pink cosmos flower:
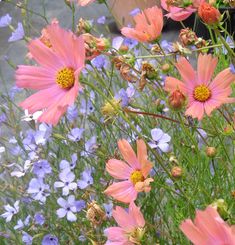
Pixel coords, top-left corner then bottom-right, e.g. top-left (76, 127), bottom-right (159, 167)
top-left (104, 202), bottom-right (145, 245)
top-left (164, 54), bottom-right (235, 120)
top-left (161, 0), bottom-right (202, 21)
top-left (180, 206), bottom-right (235, 245)
top-left (16, 23), bottom-right (85, 125)
top-left (104, 139), bottom-right (153, 203)
top-left (121, 6), bottom-right (163, 43)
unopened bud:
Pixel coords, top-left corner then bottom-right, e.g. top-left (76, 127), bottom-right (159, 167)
top-left (206, 146), bottom-right (217, 158)
top-left (161, 63), bottom-right (171, 73)
top-left (171, 166), bottom-right (183, 178)
top-left (168, 89), bottom-right (186, 110)
top-left (101, 99), bottom-right (121, 118)
top-left (211, 199), bottom-right (229, 220)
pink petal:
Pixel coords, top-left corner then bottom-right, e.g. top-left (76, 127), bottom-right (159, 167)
top-left (210, 68), bottom-right (235, 90)
top-left (197, 54), bottom-right (217, 85)
top-left (164, 77), bottom-right (186, 94)
top-left (16, 65), bottom-right (55, 90)
top-left (185, 101), bottom-right (204, 120)
top-left (112, 206), bottom-right (136, 230)
top-left (180, 219), bottom-right (207, 245)
top-left (104, 181), bottom-right (137, 203)
top-left (104, 227), bottom-right (127, 243)
top-left (28, 39), bottom-right (63, 70)
top-left (106, 159), bottom-right (132, 180)
top-left (129, 202), bottom-right (145, 228)
top-left (175, 57), bottom-right (196, 85)
top-left (117, 139), bottom-right (140, 169)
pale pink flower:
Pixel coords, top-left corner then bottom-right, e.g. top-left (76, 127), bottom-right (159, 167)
top-left (16, 23), bottom-right (85, 125)
top-left (164, 54), bottom-right (235, 120)
top-left (180, 206), bottom-right (235, 245)
top-left (161, 0), bottom-right (203, 21)
top-left (104, 139), bottom-right (153, 203)
top-left (104, 202), bottom-right (145, 245)
top-left (121, 6), bottom-right (163, 43)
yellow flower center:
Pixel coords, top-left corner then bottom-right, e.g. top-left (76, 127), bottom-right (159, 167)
top-left (193, 85), bottom-right (211, 102)
top-left (56, 67), bottom-right (75, 89)
top-left (130, 170), bottom-right (144, 185)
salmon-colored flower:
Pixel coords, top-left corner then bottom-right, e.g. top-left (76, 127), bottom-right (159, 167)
top-left (121, 6), bottom-right (163, 43)
top-left (104, 139), bottom-right (153, 203)
top-left (161, 0), bottom-right (203, 21)
top-left (180, 206), bottom-right (235, 245)
top-left (164, 54), bottom-right (235, 120)
top-left (198, 2), bottom-right (221, 25)
top-left (16, 23), bottom-right (85, 125)
top-left (104, 202), bottom-right (145, 245)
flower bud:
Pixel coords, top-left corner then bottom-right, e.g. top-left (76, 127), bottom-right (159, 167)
top-left (171, 166), bottom-right (183, 178)
top-left (206, 146), bottom-right (217, 158)
top-left (161, 63), bottom-right (171, 73)
top-left (168, 89), bottom-right (186, 110)
top-left (141, 62), bottom-right (158, 80)
top-left (101, 99), bottom-right (121, 118)
top-left (76, 18), bottom-right (92, 34)
top-left (198, 2), bottom-right (221, 25)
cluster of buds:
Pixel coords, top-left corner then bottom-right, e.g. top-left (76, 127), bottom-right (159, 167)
top-left (82, 33), bottom-right (110, 60)
top-left (76, 18), bottom-right (92, 34)
top-left (112, 56), bottom-right (138, 83)
top-left (179, 28), bottom-right (207, 49)
top-left (86, 201), bottom-right (106, 226)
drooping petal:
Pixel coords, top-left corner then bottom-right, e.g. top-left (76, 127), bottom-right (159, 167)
top-left (129, 202), bottom-right (145, 228)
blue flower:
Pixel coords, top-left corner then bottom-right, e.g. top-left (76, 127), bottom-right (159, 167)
top-left (230, 63), bottom-right (235, 74)
top-left (97, 16), bottom-right (106, 24)
top-left (129, 8), bottom-right (141, 16)
top-left (33, 160), bottom-right (52, 178)
top-left (27, 178), bottom-right (49, 203)
top-left (34, 212), bottom-right (45, 225)
top-left (68, 128), bottom-right (84, 142)
top-left (149, 128), bottom-right (171, 153)
top-left (14, 215), bottom-right (30, 230)
top-left (0, 200), bottom-right (20, 222)
top-left (22, 231), bottom-right (33, 245)
top-left (42, 234), bottom-right (59, 245)
top-left (0, 14), bottom-right (12, 27)
top-left (54, 170), bottom-right (77, 196)
top-left (91, 55), bottom-right (109, 70)
top-left (59, 154), bottom-right (77, 172)
top-left (123, 38), bottom-right (138, 49)
top-left (74, 200), bottom-right (86, 212)
top-left (77, 168), bottom-right (93, 189)
top-left (67, 104), bottom-right (78, 122)
top-left (103, 202), bottom-right (113, 218)
top-left (81, 136), bottom-right (97, 157)
top-left (8, 22), bottom-right (24, 42)
top-left (56, 195), bottom-right (78, 222)
top-left (80, 99), bottom-right (95, 115)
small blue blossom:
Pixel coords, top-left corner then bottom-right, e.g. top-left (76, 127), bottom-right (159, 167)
top-left (103, 202), bottom-right (113, 218)
top-left (230, 63), bottom-right (235, 74)
top-left (0, 14), bottom-right (12, 27)
top-left (149, 128), bottom-right (171, 153)
top-left (81, 136), bottom-right (97, 157)
top-left (68, 128), bottom-right (84, 142)
top-left (8, 22), bottom-right (24, 42)
top-left (56, 195), bottom-right (77, 222)
top-left (129, 8), bottom-right (141, 16)
top-left (42, 234), bottom-right (59, 245)
top-left (33, 160), bottom-right (52, 178)
top-left (97, 16), bottom-right (106, 24)
top-left (27, 178), bottom-right (50, 203)
top-left (91, 55), bottom-right (109, 70)
top-left (77, 168), bottom-right (93, 189)
top-left (34, 212), bottom-right (45, 225)
top-left (54, 170), bottom-right (77, 196)
top-left (22, 231), bottom-right (33, 245)
top-left (67, 104), bottom-right (78, 122)
top-left (74, 200), bottom-right (86, 212)
top-left (123, 38), bottom-right (138, 49)
top-left (0, 200), bottom-right (20, 222)
top-left (14, 215), bottom-right (30, 230)
top-left (80, 99), bottom-right (95, 115)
